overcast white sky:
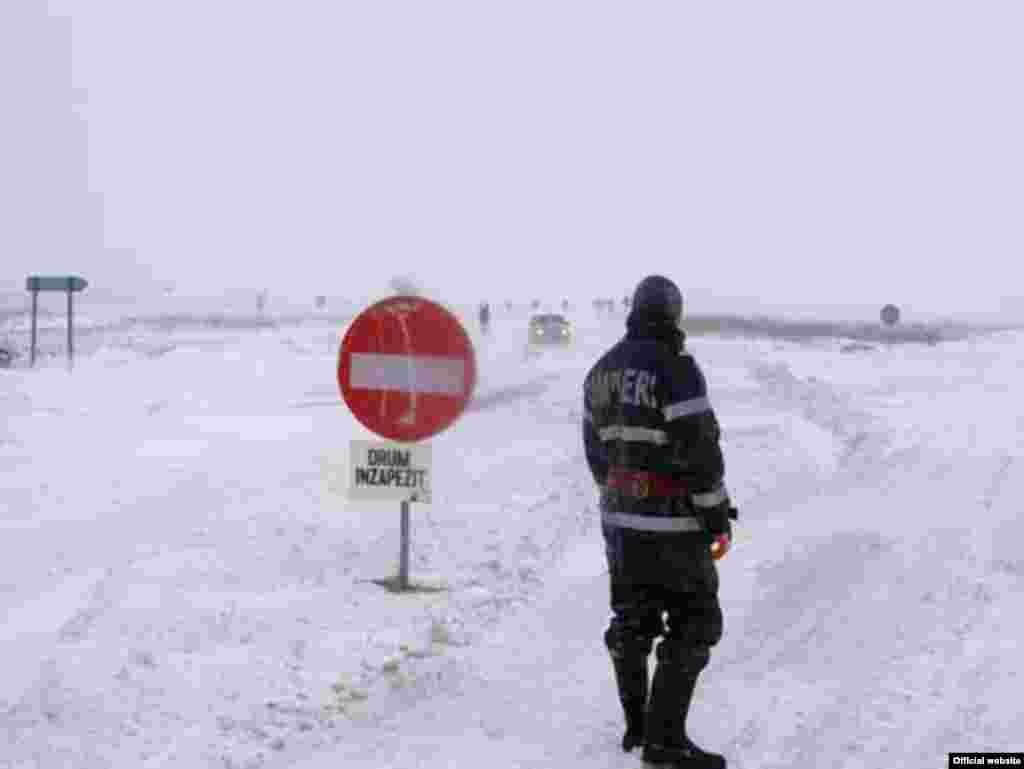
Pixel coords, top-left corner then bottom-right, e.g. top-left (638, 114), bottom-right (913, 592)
top-left (8, 1), bottom-right (1024, 318)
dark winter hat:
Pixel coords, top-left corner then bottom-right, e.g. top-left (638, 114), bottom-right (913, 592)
top-left (630, 275), bottom-right (683, 325)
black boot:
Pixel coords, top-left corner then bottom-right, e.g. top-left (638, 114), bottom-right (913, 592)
top-left (641, 737), bottom-right (726, 769)
top-left (604, 627), bottom-right (650, 752)
top-left (621, 698), bottom-right (646, 752)
top-left (641, 643), bottom-right (725, 769)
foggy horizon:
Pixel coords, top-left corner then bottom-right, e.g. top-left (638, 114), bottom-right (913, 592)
top-left (2, 2), bottom-right (1023, 321)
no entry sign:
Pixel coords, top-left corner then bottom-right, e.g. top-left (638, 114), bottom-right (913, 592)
top-left (338, 296), bottom-right (476, 442)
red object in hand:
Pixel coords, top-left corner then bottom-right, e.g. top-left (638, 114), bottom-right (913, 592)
top-left (710, 534), bottom-right (731, 561)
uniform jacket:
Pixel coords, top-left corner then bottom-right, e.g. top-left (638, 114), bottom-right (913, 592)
top-left (583, 309), bottom-right (732, 541)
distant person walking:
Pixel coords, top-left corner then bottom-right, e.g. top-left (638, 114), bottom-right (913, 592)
top-left (479, 301), bottom-right (491, 335)
top-left (583, 275), bottom-right (737, 768)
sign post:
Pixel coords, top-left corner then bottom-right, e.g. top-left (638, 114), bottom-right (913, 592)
top-left (29, 288), bottom-right (38, 367)
top-left (67, 287), bottom-right (74, 362)
top-left (338, 295), bottom-right (476, 592)
top-left (25, 276), bottom-right (88, 368)
top-left (400, 499), bottom-right (410, 587)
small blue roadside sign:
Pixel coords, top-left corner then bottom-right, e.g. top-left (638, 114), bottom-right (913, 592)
top-left (25, 274), bottom-right (89, 367)
top-left (26, 275), bottom-right (88, 292)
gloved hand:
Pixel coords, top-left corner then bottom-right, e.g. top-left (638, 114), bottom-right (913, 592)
top-left (710, 505), bottom-right (740, 560)
top-left (710, 533), bottom-right (731, 560)
top-left (690, 485), bottom-right (734, 547)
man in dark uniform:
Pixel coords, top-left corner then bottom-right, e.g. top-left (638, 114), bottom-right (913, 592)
top-left (583, 275), bottom-right (736, 769)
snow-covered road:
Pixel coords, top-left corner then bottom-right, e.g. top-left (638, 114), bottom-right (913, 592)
top-left (2, 314), bottom-right (1022, 768)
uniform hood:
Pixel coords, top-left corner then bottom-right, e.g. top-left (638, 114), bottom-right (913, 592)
top-left (625, 308), bottom-right (686, 354)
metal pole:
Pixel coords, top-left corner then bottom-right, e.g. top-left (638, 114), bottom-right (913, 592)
top-left (399, 499), bottom-right (410, 590)
top-left (30, 289), bottom-right (38, 367)
top-left (67, 289), bottom-right (74, 368)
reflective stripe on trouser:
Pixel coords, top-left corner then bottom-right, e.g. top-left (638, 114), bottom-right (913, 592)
top-left (602, 511), bottom-right (705, 533)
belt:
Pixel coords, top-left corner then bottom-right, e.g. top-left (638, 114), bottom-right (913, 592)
top-left (605, 468), bottom-right (688, 498)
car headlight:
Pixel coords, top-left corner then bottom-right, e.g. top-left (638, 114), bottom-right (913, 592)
top-left (561, 327), bottom-right (570, 336)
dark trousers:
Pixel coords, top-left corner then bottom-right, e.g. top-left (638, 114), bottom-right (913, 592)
top-left (603, 527), bottom-right (724, 751)
top-left (604, 527), bottom-right (723, 652)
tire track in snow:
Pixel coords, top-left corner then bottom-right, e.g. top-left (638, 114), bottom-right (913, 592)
top-left (776, 527), bottom-right (1006, 768)
top-left (705, 530), bottom-right (897, 768)
top-left (747, 362), bottom-right (892, 474)
top-left (695, 359), bottom-right (1017, 767)
top-left (708, 450), bottom-right (1022, 768)
top-left (466, 372), bottom-right (562, 413)
top-left (719, 530), bottom-right (894, 674)
top-left (910, 452), bottom-right (1024, 758)
top-left (0, 568), bottom-right (108, 729)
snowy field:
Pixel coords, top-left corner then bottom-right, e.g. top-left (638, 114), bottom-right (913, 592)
top-left (2, 306), bottom-right (1022, 768)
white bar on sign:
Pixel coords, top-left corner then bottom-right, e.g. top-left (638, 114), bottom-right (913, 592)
top-left (349, 353), bottom-right (465, 395)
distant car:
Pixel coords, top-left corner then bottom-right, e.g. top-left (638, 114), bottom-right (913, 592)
top-left (527, 313), bottom-right (572, 348)
top-left (0, 347), bottom-right (14, 369)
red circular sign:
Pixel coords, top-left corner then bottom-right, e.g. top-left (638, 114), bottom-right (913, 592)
top-left (338, 296), bottom-right (477, 442)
